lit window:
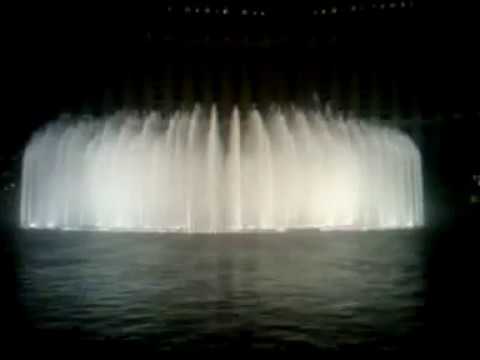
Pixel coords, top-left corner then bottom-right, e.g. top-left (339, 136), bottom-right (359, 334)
top-left (260, 11), bottom-right (265, 16)
top-left (242, 9), bottom-right (247, 15)
top-left (331, 7), bottom-right (337, 14)
top-left (195, 8), bottom-right (200, 14)
top-left (321, 9), bottom-right (326, 15)
top-left (205, 7), bottom-right (210, 14)
top-left (223, 8), bottom-right (229, 15)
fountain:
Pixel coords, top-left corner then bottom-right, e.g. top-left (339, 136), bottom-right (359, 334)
top-left (20, 105), bottom-right (424, 232)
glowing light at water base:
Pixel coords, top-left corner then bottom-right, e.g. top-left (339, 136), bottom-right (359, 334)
top-left (20, 105), bottom-right (424, 232)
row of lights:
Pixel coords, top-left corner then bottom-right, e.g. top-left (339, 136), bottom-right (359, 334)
top-left (166, 6), bottom-right (267, 16)
top-left (313, 1), bottom-right (414, 16)
top-left (165, 2), bottom-right (414, 17)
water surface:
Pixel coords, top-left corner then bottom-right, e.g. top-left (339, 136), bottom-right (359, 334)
top-left (3, 229), bottom-right (439, 352)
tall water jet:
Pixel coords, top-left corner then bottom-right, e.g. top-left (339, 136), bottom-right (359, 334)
top-left (227, 107), bottom-right (242, 230)
top-left (20, 104), bottom-right (424, 233)
top-left (206, 106), bottom-right (222, 232)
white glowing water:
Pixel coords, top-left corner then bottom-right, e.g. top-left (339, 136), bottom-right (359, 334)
top-left (20, 105), bottom-right (424, 232)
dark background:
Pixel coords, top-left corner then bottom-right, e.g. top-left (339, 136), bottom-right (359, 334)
top-left (2, 0), bottom-right (479, 225)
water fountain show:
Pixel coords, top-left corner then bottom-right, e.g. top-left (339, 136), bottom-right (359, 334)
top-left (20, 105), bottom-right (424, 232)
top-left (10, 1), bottom-right (480, 354)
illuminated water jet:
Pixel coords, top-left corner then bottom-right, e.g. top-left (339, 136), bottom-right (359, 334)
top-left (20, 105), bottom-right (424, 232)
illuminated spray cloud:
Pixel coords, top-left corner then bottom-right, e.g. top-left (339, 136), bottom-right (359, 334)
top-left (21, 105), bottom-right (424, 232)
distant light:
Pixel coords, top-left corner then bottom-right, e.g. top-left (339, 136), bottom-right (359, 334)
top-left (321, 9), bottom-right (327, 15)
top-left (260, 11), bottom-right (265, 16)
top-left (400, 1), bottom-right (406, 7)
top-left (185, 6), bottom-right (191, 13)
top-left (195, 8), bottom-right (200, 14)
top-left (242, 9), bottom-right (247, 15)
top-left (223, 8), bottom-right (229, 15)
top-left (352, 5), bottom-right (357, 12)
top-left (29, 223), bottom-right (37, 228)
top-left (253, 11), bottom-right (258, 16)
top-left (331, 7), bottom-right (337, 14)
top-left (390, 2), bottom-right (396, 8)
top-left (474, 175), bottom-right (480, 186)
top-left (205, 7), bottom-right (210, 14)
top-left (380, 3), bottom-right (386, 9)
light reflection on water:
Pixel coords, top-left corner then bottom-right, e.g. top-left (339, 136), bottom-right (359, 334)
top-left (13, 230), bottom-right (427, 351)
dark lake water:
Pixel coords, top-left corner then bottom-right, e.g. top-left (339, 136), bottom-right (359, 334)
top-left (0, 226), bottom-right (474, 353)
